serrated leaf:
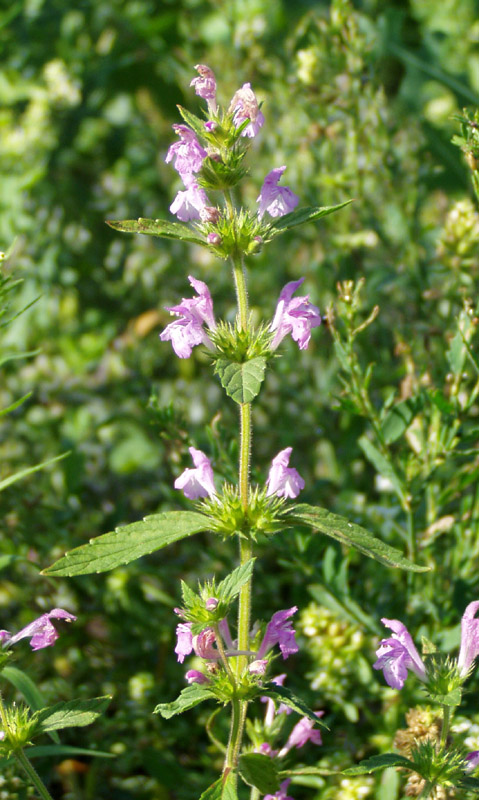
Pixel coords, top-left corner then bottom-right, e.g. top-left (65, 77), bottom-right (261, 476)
top-left (427, 688), bottom-right (462, 707)
top-left (343, 753), bottom-right (415, 775)
top-left (239, 753), bottom-right (280, 794)
top-left (214, 357), bottom-right (266, 404)
top-left (380, 399), bottom-right (418, 444)
top-left (287, 504), bottom-right (428, 572)
top-left (0, 452), bottom-right (70, 492)
top-left (154, 684), bottom-right (214, 719)
top-left (199, 772), bottom-right (238, 800)
top-left (181, 580), bottom-right (198, 606)
top-left (35, 697), bottom-right (111, 733)
top-left (358, 435), bottom-right (406, 502)
top-left (217, 559), bottom-right (255, 602)
top-left (260, 683), bottom-right (327, 727)
top-left (42, 511), bottom-right (209, 576)
top-left (268, 201), bottom-right (353, 233)
top-left (106, 218), bottom-right (205, 245)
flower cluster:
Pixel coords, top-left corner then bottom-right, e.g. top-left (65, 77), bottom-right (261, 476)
top-left (165, 64), bottom-right (297, 226)
top-left (174, 446), bottom-right (304, 503)
top-left (174, 606), bottom-right (299, 685)
top-left (161, 275), bottom-right (320, 361)
top-left (0, 609), bottom-right (76, 652)
top-left (373, 601), bottom-right (479, 689)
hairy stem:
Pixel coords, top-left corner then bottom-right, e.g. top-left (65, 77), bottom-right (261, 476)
top-left (14, 749), bottom-right (56, 800)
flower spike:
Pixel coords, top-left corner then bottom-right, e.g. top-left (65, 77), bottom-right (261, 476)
top-left (190, 65), bottom-right (217, 113)
top-left (229, 82), bottom-right (265, 138)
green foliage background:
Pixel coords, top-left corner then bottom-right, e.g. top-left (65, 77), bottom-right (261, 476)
top-left (1, 0), bottom-right (479, 797)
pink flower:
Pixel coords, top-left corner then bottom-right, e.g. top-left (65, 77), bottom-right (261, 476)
top-left (465, 751), bottom-right (479, 772)
top-left (175, 622), bottom-right (193, 663)
top-left (174, 447), bottom-right (217, 500)
top-left (169, 178), bottom-right (209, 222)
top-left (185, 669), bottom-right (211, 685)
top-left (270, 278), bottom-right (321, 351)
top-left (257, 166), bottom-right (299, 219)
top-left (264, 779), bottom-right (294, 800)
top-left (257, 608), bottom-right (299, 661)
top-left (0, 609), bottom-right (76, 652)
top-left (458, 601), bottom-right (479, 677)
top-left (266, 448), bottom-right (305, 500)
top-left (193, 628), bottom-right (219, 660)
top-left (277, 713), bottom-right (323, 757)
top-left (190, 65), bottom-right (217, 113)
top-left (160, 275), bottom-right (216, 359)
top-left (229, 82), bottom-right (265, 138)
top-left (373, 618), bottom-right (427, 689)
top-left (165, 124), bottom-right (207, 178)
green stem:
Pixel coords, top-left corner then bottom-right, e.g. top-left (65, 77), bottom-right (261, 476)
top-left (440, 705), bottom-right (451, 748)
top-left (213, 623), bottom-right (236, 684)
top-left (224, 696), bottom-right (242, 774)
top-left (14, 749), bottom-right (56, 800)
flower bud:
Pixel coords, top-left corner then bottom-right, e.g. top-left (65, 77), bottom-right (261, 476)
top-left (207, 232), bottom-right (222, 245)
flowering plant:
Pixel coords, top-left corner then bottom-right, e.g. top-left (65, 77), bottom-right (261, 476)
top-left (43, 65), bottom-right (427, 799)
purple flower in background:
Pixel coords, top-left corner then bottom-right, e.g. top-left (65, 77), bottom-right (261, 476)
top-left (0, 609), bottom-right (76, 652)
top-left (170, 179), bottom-right (209, 222)
top-left (277, 713), bottom-right (323, 757)
top-left (229, 82), bottom-right (265, 138)
top-left (175, 622), bottom-right (193, 663)
top-left (186, 669), bottom-right (211, 685)
top-left (458, 601), bottom-right (479, 677)
top-left (190, 64), bottom-right (217, 113)
top-left (257, 166), bottom-right (299, 219)
top-left (165, 124), bottom-right (207, 178)
top-left (373, 618), bottom-right (427, 689)
top-left (160, 275), bottom-right (216, 359)
top-left (174, 447), bottom-right (217, 500)
top-left (465, 752), bottom-right (479, 772)
top-left (257, 607), bottom-right (299, 661)
top-left (270, 278), bottom-right (321, 351)
top-left (264, 779), bottom-right (294, 800)
top-left (266, 448), bottom-right (305, 500)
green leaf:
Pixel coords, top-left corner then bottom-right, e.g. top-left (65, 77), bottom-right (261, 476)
top-left (217, 559), bottom-right (255, 603)
top-left (154, 684), bottom-right (214, 719)
top-left (343, 753), bottom-right (416, 775)
top-left (34, 697), bottom-right (111, 733)
top-left (26, 744), bottom-right (115, 758)
top-left (260, 683), bottom-right (327, 727)
top-left (280, 767), bottom-right (337, 777)
top-left (447, 329), bottom-right (467, 375)
top-left (42, 510), bottom-right (209, 577)
top-left (0, 452), bottom-right (70, 492)
top-left (427, 688), bottom-right (462, 707)
top-left (459, 776), bottom-right (479, 791)
top-left (380, 399), bottom-right (418, 444)
top-left (199, 772), bottom-right (238, 800)
top-left (333, 340), bottom-right (350, 373)
top-left (239, 753), bottom-right (280, 794)
top-left (106, 218), bottom-right (205, 245)
top-left (0, 554), bottom-right (22, 572)
top-left (287, 504), bottom-right (428, 572)
top-left (268, 201), bottom-right (353, 233)
top-left (177, 105), bottom-right (209, 139)
top-left (214, 357), bottom-right (267, 404)
top-left (0, 391), bottom-right (32, 417)
top-left (2, 666), bottom-right (60, 744)
top-left (358, 435), bottom-right (406, 502)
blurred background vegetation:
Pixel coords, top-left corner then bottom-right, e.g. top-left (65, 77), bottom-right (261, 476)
top-left (1, 0), bottom-right (479, 797)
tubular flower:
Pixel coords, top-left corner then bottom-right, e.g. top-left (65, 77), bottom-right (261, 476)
top-left (229, 82), bottom-right (265, 138)
top-left (0, 609), bottom-right (76, 651)
top-left (165, 124), bottom-right (207, 178)
top-left (160, 275), bottom-right (216, 359)
top-left (190, 64), bottom-right (217, 112)
top-left (257, 607), bottom-right (299, 661)
top-left (277, 713), bottom-right (323, 757)
top-left (257, 166), bottom-right (299, 219)
top-left (193, 628), bottom-right (219, 660)
top-left (185, 669), bottom-right (211, 685)
top-left (270, 278), bottom-right (321, 351)
top-left (458, 601), bottom-right (479, 676)
top-left (373, 618), bottom-right (427, 689)
top-left (264, 779), bottom-right (294, 800)
top-left (169, 178), bottom-right (209, 222)
top-left (266, 448), bottom-right (305, 500)
top-left (175, 622), bottom-right (193, 663)
top-left (174, 447), bottom-right (217, 500)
